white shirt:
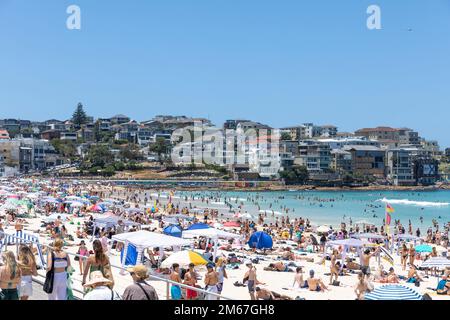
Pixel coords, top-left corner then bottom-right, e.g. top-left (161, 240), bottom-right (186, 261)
top-left (83, 286), bottom-right (121, 300)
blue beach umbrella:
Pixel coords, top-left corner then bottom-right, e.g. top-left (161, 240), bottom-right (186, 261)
top-left (248, 231), bottom-right (273, 250)
top-left (163, 224), bottom-right (183, 238)
top-left (365, 285), bottom-right (422, 300)
top-left (415, 244), bottom-right (432, 253)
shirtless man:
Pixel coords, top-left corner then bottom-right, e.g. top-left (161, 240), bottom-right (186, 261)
top-left (184, 263), bottom-right (198, 300)
top-left (255, 287), bottom-right (292, 300)
top-left (307, 269), bottom-right (328, 292)
top-left (169, 263), bottom-right (182, 300)
top-left (204, 263), bottom-right (219, 300)
top-left (361, 247), bottom-right (380, 279)
top-left (329, 249), bottom-right (339, 285)
top-left (244, 261), bottom-right (265, 300)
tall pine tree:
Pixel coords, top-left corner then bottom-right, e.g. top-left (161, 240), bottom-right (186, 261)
top-left (72, 103), bottom-right (87, 128)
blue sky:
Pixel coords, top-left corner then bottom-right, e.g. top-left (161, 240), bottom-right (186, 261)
top-left (0, 0), bottom-right (449, 147)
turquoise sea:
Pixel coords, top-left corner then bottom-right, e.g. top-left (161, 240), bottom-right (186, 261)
top-left (175, 190), bottom-right (450, 231)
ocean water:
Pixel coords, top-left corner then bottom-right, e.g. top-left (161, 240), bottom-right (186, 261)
top-left (175, 190), bottom-right (450, 231)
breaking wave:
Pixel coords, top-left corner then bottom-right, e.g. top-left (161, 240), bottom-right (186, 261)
top-left (377, 198), bottom-right (449, 207)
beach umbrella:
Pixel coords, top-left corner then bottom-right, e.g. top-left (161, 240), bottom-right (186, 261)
top-left (415, 244), bottom-right (432, 253)
top-left (248, 231), bottom-right (273, 250)
top-left (420, 257), bottom-right (450, 269)
top-left (160, 250), bottom-right (209, 268)
top-left (365, 285), bottom-right (422, 300)
top-left (223, 221), bottom-right (240, 228)
top-left (163, 224), bottom-right (183, 238)
top-left (213, 222), bottom-right (223, 228)
top-left (316, 225), bottom-right (331, 233)
top-left (88, 204), bottom-right (104, 212)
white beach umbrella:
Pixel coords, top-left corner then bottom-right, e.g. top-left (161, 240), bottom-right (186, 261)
top-left (317, 225), bottom-right (331, 233)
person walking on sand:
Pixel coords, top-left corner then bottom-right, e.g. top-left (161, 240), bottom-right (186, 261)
top-left (82, 240), bottom-right (114, 289)
top-left (204, 263), bottom-right (219, 300)
top-left (361, 247), bottom-right (379, 279)
top-left (244, 261), bottom-right (265, 300)
top-left (47, 238), bottom-right (71, 300)
top-left (329, 249), bottom-right (339, 285)
top-left (17, 245), bottom-right (38, 300)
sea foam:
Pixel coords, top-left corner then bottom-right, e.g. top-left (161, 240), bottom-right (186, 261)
top-left (378, 198), bottom-right (449, 207)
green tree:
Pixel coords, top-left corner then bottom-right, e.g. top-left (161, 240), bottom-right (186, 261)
top-left (51, 139), bottom-right (77, 159)
top-left (149, 137), bottom-right (169, 164)
top-left (280, 165), bottom-right (308, 184)
top-left (72, 103), bottom-right (87, 128)
top-left (280, 132), bottom-right (292, 141)
top-left (84, 144), bottom-right (113, 168)
top-left (119, 144), bottom-right (141, 162)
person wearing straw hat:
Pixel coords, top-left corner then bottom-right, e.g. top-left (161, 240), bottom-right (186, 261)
top-left (122, 265), bottom-right (158, 300)
top-left (83, 271), bottom-right (121, 300)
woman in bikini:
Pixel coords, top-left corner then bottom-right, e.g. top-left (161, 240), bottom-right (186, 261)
top-left (400, 244), bottom-right (408, 271)
top-left (17, 245), bottom-right (38, 300)
top-left (82, 239), bottom-right (114, 290)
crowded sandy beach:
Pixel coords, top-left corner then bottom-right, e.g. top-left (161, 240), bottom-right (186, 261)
top-left (0, 177), bottom-right (449, 301)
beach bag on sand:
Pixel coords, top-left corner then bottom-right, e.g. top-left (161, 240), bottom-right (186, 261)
top-left (43, 252), bottom-right (55, 294)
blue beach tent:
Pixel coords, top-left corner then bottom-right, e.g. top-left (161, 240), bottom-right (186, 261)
top-left (248, 231), bottom-right (273, 249)
top-left (163, 224), bottom-right (183, 238)
top-left (187, 223), bottom-right (210, 230)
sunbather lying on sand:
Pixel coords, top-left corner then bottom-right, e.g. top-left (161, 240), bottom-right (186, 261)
top-left (255, 287), bottom-right (292, 300)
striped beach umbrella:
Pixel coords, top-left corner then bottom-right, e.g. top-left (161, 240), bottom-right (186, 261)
top-left (420, 257), bottom-right (450, 269)
top-left (365, 285), bottom-right (422, 300)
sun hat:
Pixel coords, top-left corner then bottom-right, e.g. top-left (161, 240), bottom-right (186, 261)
top-left (126, 265), bottom-right (149, 279)
top-left (83, 271), bottom-right (113, 287)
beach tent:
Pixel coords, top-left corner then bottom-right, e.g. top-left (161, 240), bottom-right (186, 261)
top-left (91, 216), bottom-right (138, 239)
top-left (248, 231), bottom-right (273, 250)
top-left (160, 250), bottom-right (209, 268)
top-left (351, 233), bottom-right (386, 240)
top-left (182, 227), bottom-right (240, 240)
top-left (183, 227), bottom-right (240, 261)
top-left (112, 230), bottom-right (192, 268)
top-left (187, 223), bottom-right (210, 230)
top-left (326, 238), bottom-right (370, 269)
top-left (163, 224), bottom-right (183, 238)
top-left (365, 285), bottom-right (422, 300)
